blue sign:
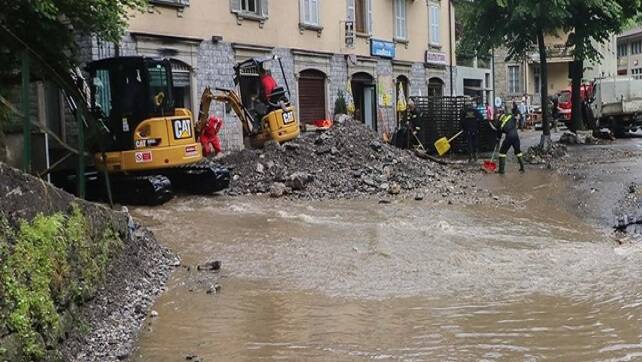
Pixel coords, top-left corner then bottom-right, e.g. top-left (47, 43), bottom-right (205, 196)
top-left (370, 39), bottom-right (395, 59)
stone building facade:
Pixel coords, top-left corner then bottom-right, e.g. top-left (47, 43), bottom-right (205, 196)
top-left (75, 0), bottom-right (457, 151)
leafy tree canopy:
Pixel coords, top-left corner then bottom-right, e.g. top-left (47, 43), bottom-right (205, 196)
top-left (0, 0), bottom-right (146, 79)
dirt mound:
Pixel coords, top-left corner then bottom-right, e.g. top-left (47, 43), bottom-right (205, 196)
top-left (0, 163), bottom-right (175, 362)
top-left (218, 117), bottom-right (477, 201)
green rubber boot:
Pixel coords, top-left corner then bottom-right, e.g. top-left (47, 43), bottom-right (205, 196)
top-left (498, 157), bottom-right (506, 174)
top-left (518, 155), bottom-right (525, 173)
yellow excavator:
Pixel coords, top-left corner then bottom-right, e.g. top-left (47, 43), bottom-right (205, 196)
top-left (196, 56), bottom-right (300, 148)
top-left (86, 56), bottom-right (230, 205)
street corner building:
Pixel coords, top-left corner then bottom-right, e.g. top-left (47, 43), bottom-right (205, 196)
top-left (77, 0), bottom-right (457, 151)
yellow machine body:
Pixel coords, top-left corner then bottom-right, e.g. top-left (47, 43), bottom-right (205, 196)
top-left (96, 108), bottom-right (203, 172)
top-left (261, 106), bottom-right (300, 143)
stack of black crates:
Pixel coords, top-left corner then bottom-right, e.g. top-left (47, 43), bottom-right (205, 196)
top-left (411, 96), bottom-right (497, 154)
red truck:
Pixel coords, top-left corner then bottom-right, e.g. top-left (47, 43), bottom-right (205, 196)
top-left (557, 83), bottom-right (593, 125)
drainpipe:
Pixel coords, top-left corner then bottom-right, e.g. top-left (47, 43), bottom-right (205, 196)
top-left (448, 0), bottom-right (454, 96)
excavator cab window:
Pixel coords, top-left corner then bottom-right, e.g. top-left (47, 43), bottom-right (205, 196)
top-left (147, 62), bottom-right (174, 114)
top-left (88, 57), bottom-right (176, 151)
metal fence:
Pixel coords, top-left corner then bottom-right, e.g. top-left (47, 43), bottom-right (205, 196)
top-left (411, 96), bottom-right (497, 154)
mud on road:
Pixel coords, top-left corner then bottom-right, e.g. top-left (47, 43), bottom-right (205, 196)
top-left (128, 131), bottom-right (642, 361)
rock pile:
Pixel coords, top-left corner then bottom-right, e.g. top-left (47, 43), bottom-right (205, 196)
top-left (217, 117), bottom-right (476, 200)
top-left (524, 142), bottom-right (568, 165)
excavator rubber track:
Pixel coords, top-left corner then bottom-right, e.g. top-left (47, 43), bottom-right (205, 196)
top-left (161, 163), bottom-right (231, 195)
top-left (81, 163), bottom-right (230, 206)
top-left (108, 174), bottom-right (174, 206)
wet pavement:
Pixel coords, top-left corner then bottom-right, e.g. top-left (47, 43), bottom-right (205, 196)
top-left (130, 133), bottom-right (642, 361)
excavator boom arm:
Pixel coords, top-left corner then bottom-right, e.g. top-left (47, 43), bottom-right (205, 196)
top-left (197, 87), bottom-right (254, 137)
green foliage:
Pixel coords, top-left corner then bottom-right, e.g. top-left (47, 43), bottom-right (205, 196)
top-left (565, 0), bottom-right (642, 63)
top-left (460, 0), bottom-right (568, 61)
top-left (334, 90), bottom-right (348, 116)
top-left (0, 205), bottom-right (123, 360)
top-left (0, 0), bottom-right (147, 86)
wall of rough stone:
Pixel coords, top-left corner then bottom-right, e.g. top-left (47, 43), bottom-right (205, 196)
top-left (410, 63), bottom-right (428, 97)
top-left (197, 41), bottom-right (243, 151)
top-left (328, 55), bottom-right (349, 116)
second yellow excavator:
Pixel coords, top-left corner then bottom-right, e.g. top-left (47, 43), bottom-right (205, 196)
top-left (197, 56), bottom-right (300, 148)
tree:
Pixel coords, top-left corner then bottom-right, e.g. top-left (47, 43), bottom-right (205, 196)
top-left (0, 0), bottom-right (146, 116)
top-left (460, 0), bottom-right (569, 148)
top-left (564, 0), bottom-right (642, 132)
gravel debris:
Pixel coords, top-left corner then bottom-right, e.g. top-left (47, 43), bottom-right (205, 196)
top-left (218, 117), bottom-right (485, 202)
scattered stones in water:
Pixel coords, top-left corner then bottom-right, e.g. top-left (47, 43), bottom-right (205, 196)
top-left (197, 260), bottom-right (221, 272)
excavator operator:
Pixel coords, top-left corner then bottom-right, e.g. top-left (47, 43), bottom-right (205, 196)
top-left (259, 66), bottom-right (277, 102)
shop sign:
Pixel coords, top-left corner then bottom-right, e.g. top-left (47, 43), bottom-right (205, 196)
top-left (425, 51), bottom-right (447, 65)
top-left (370, 39), bottom-right (395, 59)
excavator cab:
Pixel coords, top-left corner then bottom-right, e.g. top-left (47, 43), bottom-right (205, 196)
top-left (88, 57), bottom-right (202, 172)
top-left (234, 56), bottom-right (300, 146)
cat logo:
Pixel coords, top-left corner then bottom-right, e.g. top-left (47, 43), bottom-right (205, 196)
top-left (173, 119), bottom-right (192, 140)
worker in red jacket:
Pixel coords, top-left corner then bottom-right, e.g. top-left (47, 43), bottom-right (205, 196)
top-left (259, 68), bottom-right (277, 102)
top-left (200, 115), bottom-right (223, 157)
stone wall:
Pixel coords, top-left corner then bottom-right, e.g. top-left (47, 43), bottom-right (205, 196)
top-left (410, 63), bottom-right (428, 97)
top-left (328, 55), bottom-right (349, 116)
top-left (197, 41), bottom-right (243, 151)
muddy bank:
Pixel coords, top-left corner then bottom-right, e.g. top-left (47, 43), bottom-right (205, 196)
top-left (0, 163), bottom-right (175, 361)
top-left (218, 117), bottom-right (500, 204)
top-left (520, 130), bottom-right (642, 230)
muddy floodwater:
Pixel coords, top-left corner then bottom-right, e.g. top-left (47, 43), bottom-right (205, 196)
top-left (131, 170), bottom-right (642, 361)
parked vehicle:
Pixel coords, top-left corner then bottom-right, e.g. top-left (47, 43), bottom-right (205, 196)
top-left (589, 77), bottom-right (642, 137)
top-left (557, 83), bottom-right (593, 126)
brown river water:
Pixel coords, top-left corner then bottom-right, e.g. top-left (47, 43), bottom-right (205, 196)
top-left (131, 170), bottom-right (642, 361)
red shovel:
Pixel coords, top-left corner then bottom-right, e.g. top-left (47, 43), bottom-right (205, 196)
top-left (483, 143), bottom-right (499, 173)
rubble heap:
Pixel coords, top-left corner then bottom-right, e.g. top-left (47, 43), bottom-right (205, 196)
top-left (217, 117), bottom-right (475, 200)
top-left (524, 142), bottom-right (568, 165)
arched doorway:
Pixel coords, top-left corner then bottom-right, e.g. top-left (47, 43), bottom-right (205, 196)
top-left (170, 59), bottom-right (193, 109)
top-left (396, 75), bottom-right (410, 125)
top-left (351, 72), bottom-right (377, 131)
top-left (298, 69), bottom-right (327, 124)
top-left (428, 77), bottom-right (445, 97)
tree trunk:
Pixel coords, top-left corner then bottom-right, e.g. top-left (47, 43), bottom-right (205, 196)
top-left (570, 59), bottom-right (584, 132)
top-left (537, 29), bottom-right (552, 150)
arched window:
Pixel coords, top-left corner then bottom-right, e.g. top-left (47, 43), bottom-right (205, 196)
top-left (428, 77), bottom-right (444, 97)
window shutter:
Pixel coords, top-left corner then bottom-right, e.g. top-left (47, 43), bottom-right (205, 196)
top-left (230, 0), bottom-right (241, 12)
top-left (347, 0), bottom-right (355, 21)
top-left (313, 0), bottom-right (319, 24)
top-left (300, 0), bottom-right (305, 23)
top-left (261, 0), bottom-right (269, 16)
top-left (366, 0), bottom-right (373, 34)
